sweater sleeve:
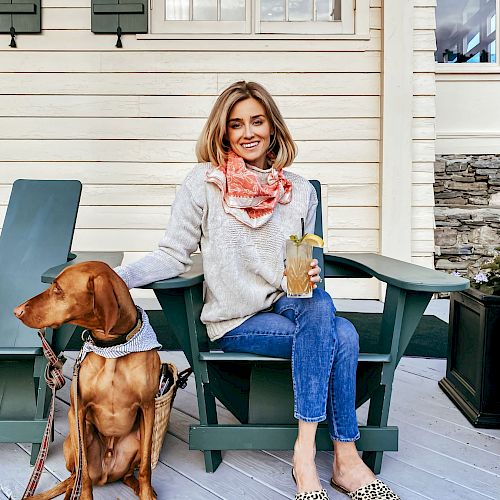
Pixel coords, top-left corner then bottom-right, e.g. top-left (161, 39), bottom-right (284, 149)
top-left (114, 167), bottom-right (205, 289)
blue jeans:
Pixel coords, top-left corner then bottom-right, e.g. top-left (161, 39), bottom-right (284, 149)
top-left (213, 288), bottom-right (360, 442)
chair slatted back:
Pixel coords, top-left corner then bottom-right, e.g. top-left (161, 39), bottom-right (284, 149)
top-left (0, 180), bottom-right (81, 348)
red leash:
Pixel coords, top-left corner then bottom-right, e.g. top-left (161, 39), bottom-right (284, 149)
top-left (22, 329), bottom-right (66, 499)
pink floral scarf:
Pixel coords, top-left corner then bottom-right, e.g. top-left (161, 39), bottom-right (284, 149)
top-left (206, 150), bottom-right (293, 228)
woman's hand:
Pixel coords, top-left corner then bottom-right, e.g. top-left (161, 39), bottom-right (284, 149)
top-left (308, 259), bottom-right (322, 289)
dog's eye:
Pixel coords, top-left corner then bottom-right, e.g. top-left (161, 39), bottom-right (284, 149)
top-left (53, 284), bottom-right (63, 296)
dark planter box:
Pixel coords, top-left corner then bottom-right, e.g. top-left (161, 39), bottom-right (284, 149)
top-left (439, 288), bottom-right (500, 428)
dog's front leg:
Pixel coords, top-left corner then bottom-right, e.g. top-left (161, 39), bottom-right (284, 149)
top-left (137, 402), bottom-right (156, 500)
top-left (68, 381), bottom-right (94, 500)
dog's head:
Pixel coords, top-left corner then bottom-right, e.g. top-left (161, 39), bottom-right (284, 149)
top-left (14, 261), bottom-right (133, 334)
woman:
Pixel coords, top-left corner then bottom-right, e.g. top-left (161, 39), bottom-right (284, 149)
top-left (114, 81), bottom-right (399, 500)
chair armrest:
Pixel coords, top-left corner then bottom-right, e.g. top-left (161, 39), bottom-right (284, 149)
top-left (140, 253), bottom-right (204, 290)
top-left (42, 251), bottom-right (124, 283)
top-left (324, 252), bottom-right (469, 293)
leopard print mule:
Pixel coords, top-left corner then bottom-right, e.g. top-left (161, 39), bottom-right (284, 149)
top-left (330, 478), bottom-right (400, 499)
top-left (295, 490), bottom-right (330, 500)
top-left (292, 468), bottom-right (330, 500)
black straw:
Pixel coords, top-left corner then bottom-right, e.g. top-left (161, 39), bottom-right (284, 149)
top-left (301, 218), bottom-right (305, 238)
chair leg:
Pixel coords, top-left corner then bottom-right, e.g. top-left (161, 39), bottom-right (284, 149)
top-left (198, 383), bottom-right (222, 473)
top-left (30, 443), bottom-right (41, 465)
top-left (362, 383), bottom-right (393, 474)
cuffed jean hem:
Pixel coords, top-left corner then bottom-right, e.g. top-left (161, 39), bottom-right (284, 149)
top-left (294, 412), bottom-right (327, 423)
top-left (330, 431), bottom-right (360, 442)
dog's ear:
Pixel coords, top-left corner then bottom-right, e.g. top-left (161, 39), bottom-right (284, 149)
top-left (91, 274), bottom-right (119, 334)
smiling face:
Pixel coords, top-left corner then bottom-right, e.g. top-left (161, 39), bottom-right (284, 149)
top-left (226, 97), bottom-right (272, 169)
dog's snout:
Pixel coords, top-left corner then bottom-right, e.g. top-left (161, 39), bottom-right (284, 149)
top-left (13, 304), bottom-right (26, 318)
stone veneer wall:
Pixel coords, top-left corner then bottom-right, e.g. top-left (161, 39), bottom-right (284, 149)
top-left (434, 155), bottom-right (500, 276)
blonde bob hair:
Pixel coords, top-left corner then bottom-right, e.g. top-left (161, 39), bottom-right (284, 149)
top-left (196, 81), bottom-right (297, 170)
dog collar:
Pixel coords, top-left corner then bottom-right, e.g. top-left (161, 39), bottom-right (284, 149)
top-left (89, 306), bottom-right (143, 348)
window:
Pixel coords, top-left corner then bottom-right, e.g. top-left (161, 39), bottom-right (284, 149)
top-left (435, 0), bottom-right (497, 63)
top-left (150, 0), bottom-right (356, 36)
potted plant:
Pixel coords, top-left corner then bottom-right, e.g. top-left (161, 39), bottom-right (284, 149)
top-left (439, 250), bottom-right (500, 428)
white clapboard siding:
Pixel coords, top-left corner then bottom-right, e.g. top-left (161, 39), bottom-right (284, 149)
top-left (0, 73), bottom-right (217, 95)
top-left (0, 73), bottom-right (380, 96)
top-left (79, 185), bottom-right (177, 206)
top-left (0, 163), bottom-right (379, 186)
top-left (413, 6), bottom-right (437, 29)
top-left (0, 95), bottom-right (380, 118)
top-left (0, 30), bottom-right (382, 52)
top-left (73, 207), bottom-right (171, 230)
top-left (412, 207), bottom-right (436, 229)
top-left (412, 171), bottom-right (435, 184)
top-left (412, 184), bottom-right (436, 206)
top-left (0, 139), bottom-right (380, 163)
top-left (328, 207), bottom-right (379, 229)
top-left (413, 162), bottom-right (435, 173)
top-left (411, 255), bottom-right (435, 268)
top-left (413, 51), bottom-right (436, 72)
top-left (413, 96), bottom-right (436, 118)
top-left (413, 73), bottom-right (436, 96)
top-left (326, 277), bottom-right (379, 299)
top-left (0, 117), bottom-right (380, 141)
top-left (0, 185), bottom-right (177, 207)
top-left (413, 229), bottom-right (436, 242)
top-left (413, 141), bottom-right (436, 162)
top-left (327, 229), bottom-right (379, 252)
top-left (328, 184), bottom-right (379, 206)
top-left (410, 4), bottom-right (437, 265)
top-left (0, 51), bottom-right (381, 73)
top-left (413, 118), bottom-right (435, 140)
top-left (413, 31), bottom-right (437, 52)
top-left (412, 239), bottom-right (435, 254)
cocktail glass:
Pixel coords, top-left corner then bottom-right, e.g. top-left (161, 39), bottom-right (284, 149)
top-left (285, 238), bottom-right (313, 298)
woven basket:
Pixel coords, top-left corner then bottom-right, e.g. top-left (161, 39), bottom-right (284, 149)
top-left (151, 362), bottom-right (178, 469)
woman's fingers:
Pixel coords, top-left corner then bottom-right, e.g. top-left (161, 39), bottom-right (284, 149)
top-left (308, 259), bottom-right (321, 289)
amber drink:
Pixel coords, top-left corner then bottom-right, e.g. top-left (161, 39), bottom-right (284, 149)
top-left (286, 239), bottom-right (313, 298)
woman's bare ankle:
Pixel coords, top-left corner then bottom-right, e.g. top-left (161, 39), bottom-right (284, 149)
top-left (332, 442), bottom-right (375, 492)
top-left (293, 440), bottom-right (321, 492)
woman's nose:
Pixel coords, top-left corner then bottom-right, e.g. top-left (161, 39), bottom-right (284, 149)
top-left (243, 124), bottom-right (254, 138)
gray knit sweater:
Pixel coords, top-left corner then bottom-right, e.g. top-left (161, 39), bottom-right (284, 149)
top-left (114, 162), bottom-right (318, 341)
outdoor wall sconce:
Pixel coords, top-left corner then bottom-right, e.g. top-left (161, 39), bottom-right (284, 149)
top-left (91, 0), bottom-right (147, 48)
top-left (0, 0), bottom-right (41, 48)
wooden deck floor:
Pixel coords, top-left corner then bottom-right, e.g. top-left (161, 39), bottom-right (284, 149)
top-left (1, 307), bottom-right (499, 499)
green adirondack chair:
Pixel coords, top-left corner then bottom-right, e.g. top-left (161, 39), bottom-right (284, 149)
top-left (0, 179), bottom-right (82, 464)
top-left (142, 180), bottom-right (469, 474)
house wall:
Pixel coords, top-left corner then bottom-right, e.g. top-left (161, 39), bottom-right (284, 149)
top-left (436, 74), bottom-right (500, 155)
top-left (0, 0), bottom-right (436, 300)
top-left (434, 4), bottom-right (500, 277)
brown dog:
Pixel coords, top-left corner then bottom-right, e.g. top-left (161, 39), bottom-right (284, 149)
top-left (14, 261), bottom-right (161, 500)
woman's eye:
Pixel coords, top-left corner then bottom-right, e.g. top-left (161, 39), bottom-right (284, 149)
top-left (229, 123), bottom-right (241, 129)
top-left (253, 120), bottom-right (263, 126)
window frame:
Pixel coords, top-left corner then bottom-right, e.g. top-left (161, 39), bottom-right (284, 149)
top-left (149, 0), bottom-right (359, 37)
top-left (435, 0), bottom-right (499, 73)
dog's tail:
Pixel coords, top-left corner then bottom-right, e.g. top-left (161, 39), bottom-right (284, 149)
top-left (25, 475), bottom-right (73, 500)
